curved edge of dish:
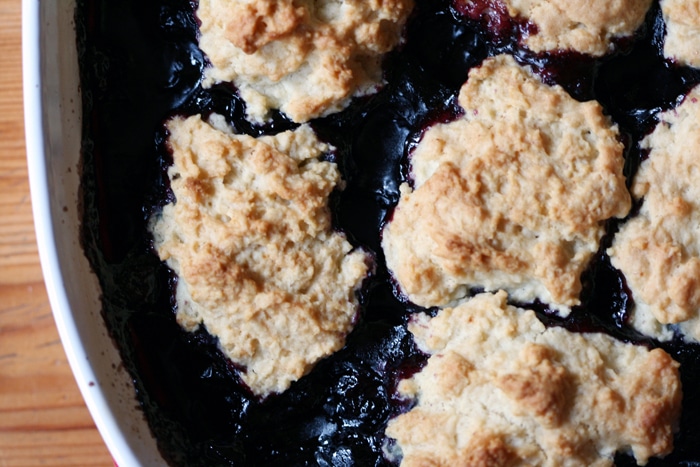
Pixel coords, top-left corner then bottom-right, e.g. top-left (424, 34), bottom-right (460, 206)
top-left (21, 1), bottom-right (165, 465)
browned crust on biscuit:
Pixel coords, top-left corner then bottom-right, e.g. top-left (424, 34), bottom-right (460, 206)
top-left (385, 292), bottom-right (682, 467)
top-left (150, 115), bottom-right (369, 396)
top-left (382, 55), bottom-right (630, 310)
top-left (197, 0), bottom-right (414, 122)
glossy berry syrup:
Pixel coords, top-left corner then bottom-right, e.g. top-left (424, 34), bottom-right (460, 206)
top-left (76, 0), bottom-right (700, 465)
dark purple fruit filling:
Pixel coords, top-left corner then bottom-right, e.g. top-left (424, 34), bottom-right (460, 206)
top-left (451, 0), bottom-right (538, 46)
top-left (77, 0), bottom-right (700, 465)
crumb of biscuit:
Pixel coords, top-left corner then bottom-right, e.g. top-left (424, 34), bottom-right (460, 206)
top-left (382, 54), bottom-right (630, 312)
top-left (609, 86), bottom-right (700, 342)
top-left (150, 114), bottom-right (369, 396)
top-left (385, 291), bottom-right (682, 467)
top-left (456, 0), bottom-right (652, 56)
top-left (661, 0), bottom-right (700, 67)
top-left (197, 0), bottom-right (414, 123)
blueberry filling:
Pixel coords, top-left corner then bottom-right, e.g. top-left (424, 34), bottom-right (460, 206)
top-left (77, 0), bottom-right (700, 465)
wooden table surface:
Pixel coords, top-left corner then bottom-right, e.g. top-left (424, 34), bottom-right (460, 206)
top-left (0, 1), bottom-right (113, 465)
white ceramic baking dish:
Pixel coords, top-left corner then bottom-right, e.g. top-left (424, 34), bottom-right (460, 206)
top-left (22, 1), bottom-right (165, 464)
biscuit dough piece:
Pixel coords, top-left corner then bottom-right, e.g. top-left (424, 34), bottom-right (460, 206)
top-left (661, 0), bottom-right (700, 67)
top-left (382, 55), bottom-right (630, 311)
top-left (609, 87), bottom-right (700, 342)
top-left (385, 291), bottom-right (682, 467)
top-left (457, 0), bottom-right (652, 56)
top-left (197, 0), bottom-right (414, 123)
top-left (151, 114), bottom-right (369, 396)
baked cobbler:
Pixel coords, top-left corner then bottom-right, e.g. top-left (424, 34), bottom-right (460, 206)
top-left (76, 0), bottom-right (700, 465)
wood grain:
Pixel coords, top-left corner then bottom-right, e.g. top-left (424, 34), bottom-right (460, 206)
top-left (0, 1), bottom-right (113, 465)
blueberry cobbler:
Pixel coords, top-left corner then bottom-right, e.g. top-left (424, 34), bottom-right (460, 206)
top-left (77, 0), bottom-right (700, 465)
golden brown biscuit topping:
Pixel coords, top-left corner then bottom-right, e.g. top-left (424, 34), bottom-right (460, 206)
top-left (382, 54), bottom-right (630, 311)
top-left (609, 86), bottom-right (700, 341)
top-left (386, 291), bottom-right (682, 467)
top-left (197, 0), bottom-right (414, 122)
top-left (150, 115), bottom-right (369, 396)
top-left (457, 0), bottom-right (653, 55)
top-left (661, 0), bottom-right (700, 67)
